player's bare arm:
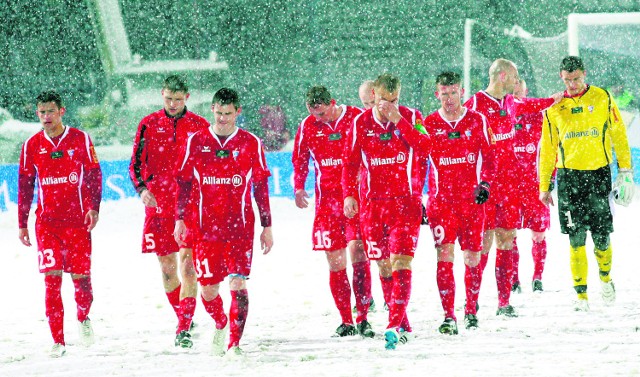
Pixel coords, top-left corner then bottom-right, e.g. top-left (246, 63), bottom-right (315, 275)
top-left (294, 189), bottom-right (310, 209)
top-left (539, 191), bottom-right (554, 206)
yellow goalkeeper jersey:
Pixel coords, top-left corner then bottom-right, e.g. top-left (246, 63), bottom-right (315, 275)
top-left (539, 85), bottom-right (632, 192)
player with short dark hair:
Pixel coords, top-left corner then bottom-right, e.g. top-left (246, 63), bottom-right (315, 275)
top-left (129, 75), bottom-right (210, 347)
top-left (18, 90), bottom-right (103, 357)
top-left (539, 56), bottom-right (634, 311)
top-left (174, 87), bottom-right (273, 356)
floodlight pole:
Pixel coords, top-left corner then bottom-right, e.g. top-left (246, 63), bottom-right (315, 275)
top-left (463, 19), bottom-right (475, 102)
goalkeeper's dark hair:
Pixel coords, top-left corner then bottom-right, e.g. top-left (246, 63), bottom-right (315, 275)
top-left (163, 75), bottom-right (189, 93)
top-left (435, 71), bottom-right (462, 87)
top-left (306, 86), bottom-right (332, 106)
top-left (560, 56), bottom-right (585, 72)
top-left (212, 88), bottom-right (240, 109)
top-left (36, 90), bottom-right (63, 108)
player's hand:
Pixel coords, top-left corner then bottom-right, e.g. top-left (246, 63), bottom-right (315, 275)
top-left (140, 188), bottom-right (157, 207)
top-left (473, 181), bottom-right (490, 204)
top-left (295, 189), bottom-right (310, 209)
top-left (550, 92), bottom-right (564, 104)
top-left (173, 220), bottom-right (188, 246)
top-left (539, 191), bottom-right (554, 206)
top-left (377, 100), bottom-right (402, 124)
top-left (344, 196), bottom-right (358, 219)
top-left (18, 228), bottom-right (31, 247)
top-left (85, 210), bottom-right (99, 232)
top-left (612, 168), bottom-right (635, 207)
top-left (260, 227), bottom-right (273, 254)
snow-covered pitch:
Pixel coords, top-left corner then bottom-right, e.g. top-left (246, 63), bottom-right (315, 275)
top-left (1, 196), bottom-right (639, 376)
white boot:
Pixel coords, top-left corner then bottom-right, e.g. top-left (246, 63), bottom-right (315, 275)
top-left (601, 280), bottom-right (616, 305)
top-left (212, 324), bottom-right (228, 357)
top-left (78, 319), bottom-right (95, 347)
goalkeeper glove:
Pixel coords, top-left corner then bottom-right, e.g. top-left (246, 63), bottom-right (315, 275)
top-left (612, 168), bottom-right (635, 207)
top-left (474, 181), bottom-right (490, 204)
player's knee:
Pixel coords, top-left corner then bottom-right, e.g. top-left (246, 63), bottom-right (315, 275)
top-left (591, 233), bottom-right (610, 251)
top-left (229, 274), bottom-right (248, 290)
top-left (531, 231), bottom-right (546, 243)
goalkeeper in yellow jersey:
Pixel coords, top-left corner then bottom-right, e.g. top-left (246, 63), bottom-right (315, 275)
top-left (539, 56), bottom-right (635, 311)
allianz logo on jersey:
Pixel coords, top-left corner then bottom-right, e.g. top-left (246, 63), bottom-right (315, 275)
top-left (321, 158), bottom-right (342, 167)
top-left (202, 174), bottom-right (243, 187)
top-left (514, 143), bottom-right (537, 154)
top-left (564, 128), bottom-right (599, 140)
top-left (492, 129), bottom-right (515, 142)
top-left (41, 172), bottom-right (79, 186)
top-left (440, 153), bottom-right (477, 166)
top-left (370, 152), bottom-right (406, 166)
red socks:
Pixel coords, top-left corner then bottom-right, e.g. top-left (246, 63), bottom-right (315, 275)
top-left (201, 295), bottom-right (228, 329)
top-left (512, 237), bottom-right (520, 284)
top-left (72, 277), bottom-right (93, 322)
top-left (166, 284), bottom-right (182, 319)
top-left (329, 269), bottom-right (353, 325)
top-left (388, 269), bottom-right (412, 329)
top-left (380, 275), bottom-right (393, 308)
top-left (436, 261), bottom-right (455, 320)
top-left (45, 275), bottom-right (64, 345)
top-left (229, 290), bottom-right (249, 348)
top-left (352, 261), bottom-right (372, 323)
top-left (176, 297), bottom-right (196, 333)
top-left (495, 248), bottom-right (514, 307)
top-left (464, 264), bottom-right (481, 315)
top-left (532, 239), bottom-right (547, 281)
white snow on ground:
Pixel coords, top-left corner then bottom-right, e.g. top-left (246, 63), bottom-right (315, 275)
top-left (1, 196), bottom-right (639, 376)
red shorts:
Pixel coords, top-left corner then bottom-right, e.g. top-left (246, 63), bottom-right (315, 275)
top-left (483, 184), bottom-right (521, 231)
top-left (345, 215), bottom-right (362, 242)
top-left (427, 198), bottom-right (484, 252)
top-left (518, 187), bottom-right (550, 232)
top-left (35, 221), bottom-right (92, 275)
top-left (142, 216), bottom-right (194, 256)
top-left (312, 190), bottom-right (348, 251)
top-left (194, 238), bottom-right (253, 286)
top-left (360, 196), bottom-right (421, 260)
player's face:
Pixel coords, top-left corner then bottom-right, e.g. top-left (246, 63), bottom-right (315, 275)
top-left (307, 102), bottom-right (333, 123)
top-left (162, 89), bottom-right (189, 117)
top-left (504, 67), bottom-right (519, 93)
top-left (513, 81), bottom-right (527, 99)
top-left (359, 87), bottom-right (375, 109)
top-left (212, 103), bottom-right (240, 132)
top-left (436, 83), bottom-right (463, 114)
top-left (36, 101), bottom-right (65, 135)
top-left (374, 87), bottom-right (400, 121)
top-left (560, 69), bottom-right (587, 96)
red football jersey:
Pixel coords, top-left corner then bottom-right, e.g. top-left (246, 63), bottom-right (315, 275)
top-left (129, 109), bottom-right (210, 218)
top-left (513, 111), bottom-right (543, 186)
top-left (18, 127), bottom-right (102, 228)
top-left (342, 106), bottom-right (427, 201)
top-left (292, 105), bottom-right (362, 194)
top-left (400, 108), bottom-right (496, 201)
top-left (463, 92), bottom-right (553, 194)
top-left (176, 127), bottom-right (271, 241)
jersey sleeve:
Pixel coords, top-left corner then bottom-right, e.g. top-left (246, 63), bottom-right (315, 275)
top-left (514, 97), bottom-right (555, 116)
top-left (538, 110), bottom-right (560, 192)
top-left (82, 133), bottom-right (102, 212)
top-left (395, 116), bottom-right (431, 155)
top-left (129, 119), bottom-right (148, 193)
top-left (341, 115), bottom-right (363, 199)
top-left (17, 139), bottom-right (36, 228)
top-left (291, 120), bottom-right (310, 192)
top-left (479, 115), bottom-right (497, 186)
top-left (175, 134), bottom-right (196, 220)
top-left (253, 178), bottom-right (272, 227)
top-left (608, 96), bottom-right (633, 170)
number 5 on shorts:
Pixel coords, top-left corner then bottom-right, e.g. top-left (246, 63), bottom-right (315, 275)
top-left (144, 233), bottom-right (156, 250)
top-left (366, 240), bottom-right (382, 259)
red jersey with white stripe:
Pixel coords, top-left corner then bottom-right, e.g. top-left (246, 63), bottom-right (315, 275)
top-left (463, 92), bottom-right (553, 195)
top-left (176, 127), bottom-right (271, 241)
top-left (513, 111), bottom-right (543, 186)
top-left (423, 109), bottom-right (495, 201)
top-left (18, 127), bottom-right (102, 228)
top-left (129, 109), bottom-right (209, 218)
top-left (292, 105), bottom-right (362, 208)
top-left (342, 106), bottom-right (427, 201)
